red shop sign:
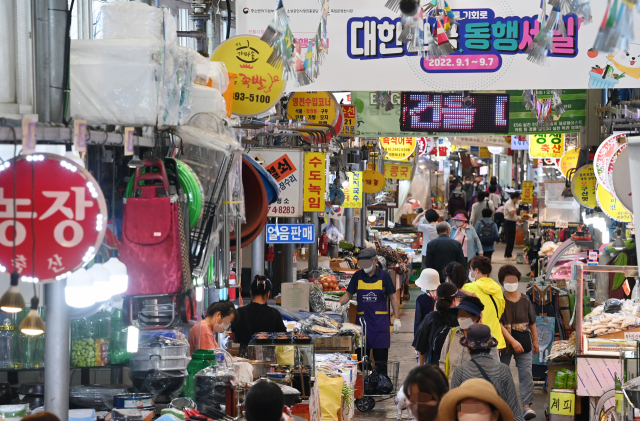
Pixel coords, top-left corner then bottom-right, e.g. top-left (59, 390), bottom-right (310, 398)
top-left (0, 154), bottom-right (108, 282)
top-left (417, 137), bottom-right (435, 155)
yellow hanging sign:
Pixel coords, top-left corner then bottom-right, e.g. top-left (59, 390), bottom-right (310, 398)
top-left (560, 148), bottom-right (581, 177)
top-left (341, 105), bottom-right (357, 136)
top-left (366, 162), bottom-right (413, 179)
top-left (287, 92), bottom-right (339, 127)
top-left (479, 147), bottom-right (491, 159)
top-left (362, 170), bottom-right (386, 193)
top-left (549, 391), bottom-right (575, 416)
top-left (380, 137), bottom-right (416, 161)
top-left (342, 171), bottom-right (363, 208)
top-left (597, 183), bottom-right (632, 222)
top-left (571, 164), bottom-right (597, 209)
top-left (211, 35), bottom-right (285, 117)
top-left (522, 181), bottom-right (534, 204)
top-left (303, 152), bottom-right (326, 212)
top-left (529, 133), bottom-right (565, 158)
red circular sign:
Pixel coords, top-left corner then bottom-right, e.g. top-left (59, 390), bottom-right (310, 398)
top-left (418, 137), bottom-right (435, 155)
top-left (0, 154), bottom-right (108, 283)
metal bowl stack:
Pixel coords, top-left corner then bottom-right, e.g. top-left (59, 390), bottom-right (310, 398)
top-left (129, 338), bottom-right (190, 395)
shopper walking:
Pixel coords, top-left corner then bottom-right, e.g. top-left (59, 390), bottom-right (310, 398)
top-left (402, 365), bottom-right (449, 421)
top-left (413, 283), bottom-right (459, 365)
top-left (498, 265), bottom-right (539, 420)
top-left (414, 268), bottom-right (440, 341)
top-left (462, 176), bottom-right (474, 206)
top-left (439, 296), bottom-right (500, 379)
top-left (461, 256), bottom-right (506, 349)
top-left (424, 222), bottom-right (467, 283)
top-left (449, 324), bottom-right (524, 421)
top-left (443, 262), bottom-right (467, 290)
top-left (438, 378), bottom-right (515, 421)
top-left (489, 185), bottom-right (502, 209)
top-left (469, 191), bottom-right (496, 226)
top-left (475, 208), bottom-right (500, 261)
top-left (503, 192), bottom-right (521, 260)
top-left (413, 209), bottom-right (441, 270)
top-left (448, 183), bottom-right (467, 220)
top-left (450, 213), bottom-right (483, 263)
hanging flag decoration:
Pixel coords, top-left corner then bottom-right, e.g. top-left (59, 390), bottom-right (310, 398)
top-left (523, 89), bottom-right (566, 129)
top-left (262, 0), bottom-right (330, 87)
top-left (593, 0), bottom-right (636, 55)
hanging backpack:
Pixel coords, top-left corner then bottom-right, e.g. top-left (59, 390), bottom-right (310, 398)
top-left (478, 220), bottom-right (497, 246)
top-left (120, 160), bottom-right (184, 296)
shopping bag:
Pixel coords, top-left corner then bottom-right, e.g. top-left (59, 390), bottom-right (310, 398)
top-left (275, 345), bottom-right (295, 366)
top-left (318, 372), bottom-right (344, 421)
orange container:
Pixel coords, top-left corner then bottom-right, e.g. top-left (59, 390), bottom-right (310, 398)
top-left (291, 404), bottom-right (310, 421)
top-left (223, 72), bottom-right (237, 117)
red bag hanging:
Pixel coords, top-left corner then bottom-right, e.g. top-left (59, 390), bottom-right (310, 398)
top-left (121, 160), bottom-right (183, 296)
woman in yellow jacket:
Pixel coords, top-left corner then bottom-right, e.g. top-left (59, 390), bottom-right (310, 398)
top-left (461, 256), bottom-right (506, 349)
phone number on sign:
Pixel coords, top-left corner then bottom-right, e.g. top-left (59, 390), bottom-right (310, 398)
top-left (268, 206), bottom-right (296, 215)
top-left (234, 93), bottom-right (272, 103)
top-left (423, 54), bottom-right (500, 71)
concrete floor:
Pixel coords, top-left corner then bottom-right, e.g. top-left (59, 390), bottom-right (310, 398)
top-left (353, 243), bottom-right (549, 420)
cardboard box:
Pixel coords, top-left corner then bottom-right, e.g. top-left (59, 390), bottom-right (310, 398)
top-left (330, 259), bottom-right (351, 272)
top-left (281, 283), bottom-right (310, 312)
top-left (315, 336), bottom-right (354, 353)
top-left (400, 213), bottom-right (417, 226)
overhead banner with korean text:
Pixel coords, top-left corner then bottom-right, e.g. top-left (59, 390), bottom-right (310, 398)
top-left (303, 152), bottom-right (327, 212)
top-left (342, 171), bottom-right (363, 208)
top-left (236, 1), bottom-right (640, 91)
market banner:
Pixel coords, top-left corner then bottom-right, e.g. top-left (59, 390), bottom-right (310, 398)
top-left (342, 171), bottom-right (362, 208)
top-left (522, 181), bottom-right (534, 204)
top-left (529, 133), bottom-right (565, 159)
top-left (507, 90), bottom-right (587, 135)
top-left (303, 152), bottom-right (327, 212)
top-left (236, 1), bottom-right (640, 91)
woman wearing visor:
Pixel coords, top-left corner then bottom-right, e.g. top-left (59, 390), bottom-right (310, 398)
top-left (339, 248), bottom-right (401, 372)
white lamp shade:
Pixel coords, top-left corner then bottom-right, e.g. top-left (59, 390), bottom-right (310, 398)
top-left (88, 263), bottom-right (113, 301)
top-left (103, 257), bottom-right (128, 295)
top-left (65, 268), bottom-right (96, 308)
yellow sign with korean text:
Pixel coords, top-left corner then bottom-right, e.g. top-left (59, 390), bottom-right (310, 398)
top-left (362, 170), bottom-right (386, 193)
top-left (529, 133), bottom-right (565, 159)
top-left (597, 183), bottom-right (632, 222)
top-left (560, 148), bottom-right (580, 177)
top-left (549, 391), bottom-right (575, 416)
top-left (479, 147), bottom-right (491, 159)
top-left (287, 92), bottom-right (339, 127)
top-left (342, 171), bottom-right (362, 208)
top-left (571, 164), bottom-right (597, 209)
top-left (380, 137), bottom-right (416, 161)
top-left (211, 35), bottom-right (285, 117)
top-left (522, 181), bottom-right (534, 204)
top-left (303, 152), bottom-right (326, 212)
top-left (340, 105), bottom-right (356, 136)
top-left (366, 162), bottom-right (412, 179)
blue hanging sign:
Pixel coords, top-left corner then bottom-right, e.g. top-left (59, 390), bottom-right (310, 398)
top-left (266, 224), bottom-right (316, 244)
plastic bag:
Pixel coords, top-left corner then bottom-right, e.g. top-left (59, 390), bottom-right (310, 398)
top-left (604, 298), bottom-right (624, 314)
top-left (309, 282), bottom-right (326, 313)
top-left (565, 370), bottom-right (576, 390)
top-left (318, 373), bottom-right (344, 421)
top-left (363, 373), bottom-right (378, 395)
top-left (325, 225), bottom-right (344, 245)
top-left (377, 373), bottom-right (394, 394)
top-left (101, 1), bottom-right (177, 43)
top-left (194, 365), bottom-right (235, 413)
top-left (554, 369), bottom-right (568, 389)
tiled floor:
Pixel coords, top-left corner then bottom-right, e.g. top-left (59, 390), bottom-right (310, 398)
top-left (352, 243), bottom-right (548, 420)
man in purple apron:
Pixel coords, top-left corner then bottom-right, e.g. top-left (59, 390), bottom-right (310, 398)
top-left (339, 248), bottom-right (401, 372)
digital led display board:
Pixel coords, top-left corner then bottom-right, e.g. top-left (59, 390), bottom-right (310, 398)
top-left (400, 92), bottom-right (510, 134)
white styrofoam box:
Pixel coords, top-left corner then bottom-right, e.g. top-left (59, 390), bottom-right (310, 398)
top-left (101, 1), bottom-right (177, 43)
top-left (70, 39), bottom-right (168, 126)
top-left (187, 85), bottom-right (227, 122)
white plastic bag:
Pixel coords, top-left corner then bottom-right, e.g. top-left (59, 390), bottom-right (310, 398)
top-left (101, 1), bottom-right (177, 43)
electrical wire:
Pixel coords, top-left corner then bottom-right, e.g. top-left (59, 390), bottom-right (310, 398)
top-left (225, 0), bottom-right (231, 39)
top-left (11, 131), bottom-right (17, 272)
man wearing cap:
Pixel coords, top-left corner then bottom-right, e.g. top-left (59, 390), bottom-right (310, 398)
top-left (339, 248), bottom-right (401, 370)
top-left (450, 324), bottom-right (524, 421)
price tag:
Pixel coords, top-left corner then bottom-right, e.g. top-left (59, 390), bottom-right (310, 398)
top-left (624, 331), bottom-right (640, 340)
top-left (556, 221), bottom-right (568, 229)
top-left (623, 279), bottom-right (631, 296)
top-left (549, 391), bottom-right (575, 416)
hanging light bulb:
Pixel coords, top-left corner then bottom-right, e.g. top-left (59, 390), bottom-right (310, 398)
top-left (0, 272), bottom-right (25, 313)
top-left (65, 268), bottom-right (96, 308)
top-left (613, 228), bottom-right (627, 251)
top-left (19, 296), bottom-right (45, 336)
top-left (128, 155), bottom-right (144, 168)
top-left (103, 248), bottom-right (128, 295)
top-left (342, 179), bottom-right (349, 188)
top-left (87, 255), bottom-right (113, 302)
top-left (64, 143), bottom-right (85, 168)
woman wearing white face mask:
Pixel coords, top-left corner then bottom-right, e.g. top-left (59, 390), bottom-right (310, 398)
top-left (498, 266), bottom-right (538, 420)
top-left (439, 296), bottom-right (499, 381)
top-left (437, 378), bottom-right (515, 421)
top-left (189, 301), bottom-right (238, 355)
top-left (450, 213), bottom-right (483, 263)
top-left (414, 269), bottom-right (441, 342)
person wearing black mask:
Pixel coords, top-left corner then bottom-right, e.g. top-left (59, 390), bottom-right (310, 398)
top-left (402, 365), bottom-right (449, 421)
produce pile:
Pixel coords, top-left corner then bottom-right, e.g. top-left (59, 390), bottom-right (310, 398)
top-left (582, 299), bottom-right (640, 337)
top-left (376, 245), bottom-right (410, 274)
top-left (316, 274), bottom-right (343, 292)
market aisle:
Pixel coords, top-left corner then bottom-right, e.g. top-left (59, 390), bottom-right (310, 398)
top-left (353, 243), bottom-right (547, 420)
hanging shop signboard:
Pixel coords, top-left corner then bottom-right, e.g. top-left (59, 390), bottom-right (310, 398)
top-left (571, 164), bottom-right (597, 209)
top-left (611, 146), bottom-right (633, 212)
top-left (508, 135), bottom-right (529, 151)
top-left (400, 92), bottom-right (510, 134)
top-left (479, 147), bottom-right (491, 159)
top-left (211, 35), bottom-right (285, 117)
top-left (0, 154), bottom-right (108, 282)
top-left (340, 105), bottom-right (356, 136)
top-left (606, 144), bottom-right (627, 198)
top-left (342, 171), bottom-right (362, 209)
top-left (417, 137), bottom-right (435, 155)
top-left (594, 133), bottom-right (627, 192)
top-left (507, 90), bottom-right (587, 135)
top-left (559, 148), bottom-right (580, 177)
top-left (380, 137), bottom-right (416, 161)
top-left (287, 92), bottom-right (339, 127)
top-left (362, 170), bottom-right (386, 193)
top-left (529, 133), bottom-right (565, 159)
top-left (266, 224), bottom-right (315, 244)
top-left (366, 162), bottom-right (412, 180)
top-left (236, 1), bottom-right (640, 90)
top-left (248, 149), bottom-right (304, 217)
top-left (522, 181), bottom-right (534, 205)
top-left (597, 183), bottom-right (632, 223)
top-left (303, 152), bottom-right (327, 212)
top-left (549, 390), bottom-right (575, 416)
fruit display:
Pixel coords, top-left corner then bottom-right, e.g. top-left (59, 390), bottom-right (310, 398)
top-left (319, 274), bottom-right (340, 292)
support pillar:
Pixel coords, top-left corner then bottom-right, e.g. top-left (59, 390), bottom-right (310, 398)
top-left (251, 226), bottom-right (266, 280)
top-left (308, 213), bottom-right (319, 271)
top-left (344, 208), bottom-right (354, 243)
top-left (284, 218), bottom-right (297, 283)
top-left (44, 280), bottom-right (70, 420)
